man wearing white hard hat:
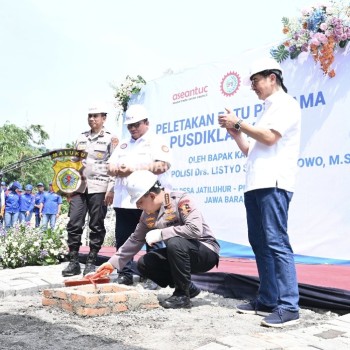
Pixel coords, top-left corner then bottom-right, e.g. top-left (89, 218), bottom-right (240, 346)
top-left (62, 103), bottom-right (116, 278)
top-left (218, 57), bottom-right (301, 327)
top-left (107, 104), bottom-right (172, 288)
top-left (96, 170), bottom-right (220, 309)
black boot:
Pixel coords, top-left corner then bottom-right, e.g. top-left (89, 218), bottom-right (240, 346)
top-left (161, 290), bottom-right (191, 309)
top-left (189, 282), bottom-right (201, 298)
top-left (62, 251), bottom-right (81, 277)
top-left (83, 250), bottom-right (98, 276)
top-left (161, 285), bottom-right (191, 309)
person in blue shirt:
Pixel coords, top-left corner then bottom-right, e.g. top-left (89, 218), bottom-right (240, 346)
top-left (40, 183), bottom-right (62, 230)
top-left (18, 184), bottom-right (35, 224)
top-left (4, 181), bottom-right (22, 229)
top-left (33, 182), bottom-right (45, 227)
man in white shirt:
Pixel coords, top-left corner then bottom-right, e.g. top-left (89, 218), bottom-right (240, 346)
top-left (218, 57), bottom-right (301, 328)
top-left (108, 104), bottom-right (172, 286)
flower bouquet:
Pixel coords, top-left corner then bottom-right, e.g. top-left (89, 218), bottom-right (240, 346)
top-left (114, 75), bottom-right (146, 119)
top-left (271, 0), bottom-right (350, 77)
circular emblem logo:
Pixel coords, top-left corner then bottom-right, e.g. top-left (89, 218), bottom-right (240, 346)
top-left (161, 145), bottom-right (169, 153)
top-left (57, 168), bottom-right (82, 194)
top-left (220, 71), bottom-right (241, 97)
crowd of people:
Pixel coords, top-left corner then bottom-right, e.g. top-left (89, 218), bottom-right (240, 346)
top-left (0, 57), bottom-right (301, 327)
top-left (0, 181), bottom-right (62, 230)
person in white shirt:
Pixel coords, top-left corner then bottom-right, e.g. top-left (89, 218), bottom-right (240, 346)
top-left (108, 104), bottom-right (172, 287)
top-left (218, 57), bottom-right (301, 328)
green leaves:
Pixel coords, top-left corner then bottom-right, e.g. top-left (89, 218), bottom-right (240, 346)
top-left (339, 39), bottom-right (349, 48)
top-left (270, 45), bottom-right (290, 63)
top-left (281, 17), bottom-right (290, 26)
top-left (0, 122), bottom-right (53, 185)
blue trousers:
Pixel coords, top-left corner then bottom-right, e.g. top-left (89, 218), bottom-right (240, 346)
top-left (5, 212), bottom-right (19, 229)
top-left (41, 214), bottom-right (57, 230)
top-left (244, 188), bottom-right (299, 312)
top-left (18, 211), bottom-right (33, 223)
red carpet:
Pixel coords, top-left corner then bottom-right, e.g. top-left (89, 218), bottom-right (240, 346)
top-left (81, 246), bottom-right (350, 292)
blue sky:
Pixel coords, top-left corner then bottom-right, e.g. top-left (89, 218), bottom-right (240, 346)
top-left (0, 0), bottom-right (318, 148)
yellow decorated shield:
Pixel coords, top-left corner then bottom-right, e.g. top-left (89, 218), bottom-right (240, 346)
top-left (50, 149), bottom-right (87, 195)
top-left (52, 159), bottom-right (84, 195)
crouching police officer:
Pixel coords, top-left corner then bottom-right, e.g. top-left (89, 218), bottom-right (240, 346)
top-left (96, 170), bottom-right (220, 309)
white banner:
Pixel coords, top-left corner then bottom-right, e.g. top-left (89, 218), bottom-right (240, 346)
top-left (130, 45), bottom-right (350, 264)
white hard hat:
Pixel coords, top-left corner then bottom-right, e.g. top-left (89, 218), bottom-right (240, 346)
top-left (88, 103), bottom-right (108, 115)
top-left (126, 170), bottom-right (158, 204)
top-left (124, 104), bottom-right (148, 125)
top-left (244, 57), bottom-right (283, 84)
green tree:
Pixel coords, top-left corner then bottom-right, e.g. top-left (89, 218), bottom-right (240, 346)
top-left (0, 122), bottom-right (53, 186)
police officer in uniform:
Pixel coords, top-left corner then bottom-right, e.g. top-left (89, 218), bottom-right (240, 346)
top-left (96, 170), bottom-right (220, 309)
top-left (62, 104), bottom-right (116, 277)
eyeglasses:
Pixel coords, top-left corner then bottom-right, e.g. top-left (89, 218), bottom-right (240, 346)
top-left (250, 76), bottom-right (266, 87)
top-left (127, 121), bottom-right (143, 129)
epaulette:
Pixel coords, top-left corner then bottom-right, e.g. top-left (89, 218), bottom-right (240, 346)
top-left (82, 131), bottom-right (90, 137)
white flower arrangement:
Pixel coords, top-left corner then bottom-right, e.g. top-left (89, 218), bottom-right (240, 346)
top-left (114, 75), bottom-right (146, 119)
top-left (0, 219), bottom-right (68, 268)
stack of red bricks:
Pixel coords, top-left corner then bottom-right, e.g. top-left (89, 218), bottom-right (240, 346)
top-left (42, 283), bottom-right (160, 317)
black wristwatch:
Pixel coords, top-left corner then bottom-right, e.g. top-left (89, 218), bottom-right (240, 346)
top-left (234, 119), bottom-right (243, 131)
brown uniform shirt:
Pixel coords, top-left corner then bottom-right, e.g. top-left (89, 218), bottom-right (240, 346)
top-left (109, 191), bottom-right (220, 270)
top-left (75, 128), bottom-right (115, 194)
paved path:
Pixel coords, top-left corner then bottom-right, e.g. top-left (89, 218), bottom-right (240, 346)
top-left (0, 263), bottom-right (349, 349)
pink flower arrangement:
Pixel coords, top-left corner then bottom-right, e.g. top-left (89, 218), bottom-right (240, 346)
top-left (271, 0), bottom-right (350, 77)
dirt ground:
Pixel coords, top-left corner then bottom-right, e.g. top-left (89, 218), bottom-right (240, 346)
top-left (0, 285), bottom-right (340, 350)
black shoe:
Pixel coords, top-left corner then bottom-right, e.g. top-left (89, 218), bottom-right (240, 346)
top-left (189, 282), bottom-right (201, 298)
top-left (161, 295), bottom-right (191, 309)
top-left (83, 250), bottom-right (98, 276)
top-left (62, 251), bottom-right (81, 277)
top-left (143, 279), bottom-right (159, 290)
top-left (83, 263), bottom-right (96, 276)
top-left (117, 274), bottom-right (133, 285)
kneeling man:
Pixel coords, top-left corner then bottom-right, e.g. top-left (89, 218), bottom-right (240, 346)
top-left (96, 170), bottom-right (220, 309)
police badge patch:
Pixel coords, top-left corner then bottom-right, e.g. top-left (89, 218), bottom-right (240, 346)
top-left (50, 149), bottom-right (87, 196)
top-left (179, 200), bottom-right (191, 217)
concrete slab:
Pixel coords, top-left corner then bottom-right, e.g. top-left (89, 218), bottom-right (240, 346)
top-left (195, 342), bottom-right (230, 350)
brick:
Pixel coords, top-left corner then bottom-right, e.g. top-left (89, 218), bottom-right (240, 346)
top-left (75, 307), bottom-right (111, 317)
top-left (70, 293), bottom-right (86, 303)
top-left (112, 304), bottom-right (128, 313)
top-left (42, 283), bottom-right (158, 317)
top-left (100, 284), bottom-right (131, 293)
top-left (52, 289), bottom-right (68, 300)
top-left (83, 294), bottom-right (100, 305)
top-left (98, 292), bottom-right (128, 303)
top-left (61, 301), bottom-right (74, 313)
top-left (42, 289), bottom-right (54, 299)
top-left (42, 297), bottom-right (58, 307)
